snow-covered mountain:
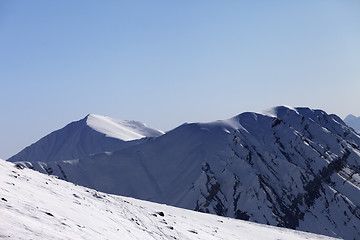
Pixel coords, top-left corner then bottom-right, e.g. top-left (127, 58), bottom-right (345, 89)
top-left (344, 114), bottom-right (360, 133)
top-left (0, 159), bottom-right (339, 240)
top-left (7, 114), bottom-right (164, 163)
top-left (11, 107), bottom-right (360, 239)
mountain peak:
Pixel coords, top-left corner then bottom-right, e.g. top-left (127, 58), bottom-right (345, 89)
top-left (7, 114), bottom-right (164, 163)
top-left (344, 114), bottom-right (357, 122)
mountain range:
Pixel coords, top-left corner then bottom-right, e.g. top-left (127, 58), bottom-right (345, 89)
top-left (8, 107), bottom-right (360, 239)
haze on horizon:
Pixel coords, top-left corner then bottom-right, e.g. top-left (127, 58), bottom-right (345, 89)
top-left (0, 0), bottom-right (359, 159)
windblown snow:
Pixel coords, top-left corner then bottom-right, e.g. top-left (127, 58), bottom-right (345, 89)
top-left (86, 114), bottom-right (164, 141)
top-left (0, 159), bottom-right (338, 240)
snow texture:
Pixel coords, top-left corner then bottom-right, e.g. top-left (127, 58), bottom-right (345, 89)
top-left (0, 159), bottom-right (338, 240)
top-left (10, 106), bottom-right (360, 239)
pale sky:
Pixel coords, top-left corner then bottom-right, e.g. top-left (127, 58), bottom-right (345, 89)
top-left (0, 0), bottom-right (359, 159)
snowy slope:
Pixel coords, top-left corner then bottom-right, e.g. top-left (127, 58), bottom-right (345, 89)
top-left (0, 159), bottom-right (338, 240)
top-left (7, 114), bottom-right (163, 163)
top-left (344, 114), bottom-right (360, 133)
top-left (12, 107), bottom-right (360, 239)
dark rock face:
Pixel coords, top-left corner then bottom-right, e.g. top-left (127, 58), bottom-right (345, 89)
top-left (195, 163), bottom-right (227, 216)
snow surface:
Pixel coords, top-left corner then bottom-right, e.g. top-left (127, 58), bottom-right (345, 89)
top-left (86, 114), bottom-right (164, 141)
top-left (0, 159), bottom-right (338, 240)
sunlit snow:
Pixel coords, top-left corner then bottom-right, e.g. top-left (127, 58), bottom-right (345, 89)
top-left (86, 114), bottom-right (164, 141)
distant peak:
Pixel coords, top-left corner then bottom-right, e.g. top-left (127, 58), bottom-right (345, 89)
top-left (344, 114), bottom-right (358, 121)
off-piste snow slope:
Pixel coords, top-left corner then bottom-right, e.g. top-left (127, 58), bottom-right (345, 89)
top-left (10, 106), bottom-right (360, 239)
top-left (344, 114), bottom-right (360, 133)
top-left (7, 114), bottom-right (164, 163)
top-left (0, 159), bottom-right (339, 240)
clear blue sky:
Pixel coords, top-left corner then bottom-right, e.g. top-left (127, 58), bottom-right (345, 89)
top-left (1, 0), bottom-right (359, 159)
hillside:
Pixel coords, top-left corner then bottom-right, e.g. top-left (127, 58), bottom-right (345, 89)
top-left (0, 159), bottom-right (338, 240)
